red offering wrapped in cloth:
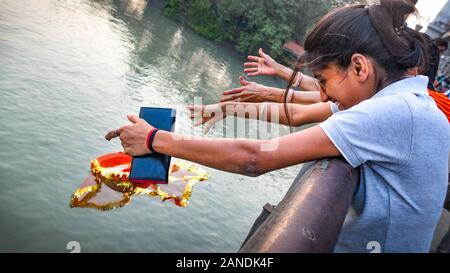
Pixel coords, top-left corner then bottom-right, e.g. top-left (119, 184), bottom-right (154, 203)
top-left (70, 152), bottom-right (209, 210)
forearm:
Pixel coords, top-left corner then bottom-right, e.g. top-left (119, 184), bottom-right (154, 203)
top-left (153, 125), bottom-right (341, 178)
top-left (298, 74), bottom-right (321, 92)
top-left (275, 65), bottom-right (295, 82)
top-left (291, 91), bottom-right (321, 104)
top-left (290, 102), bottom-right (333, 126)
top-left (220, 101), bottom-right (331, 127)
top-left (275, 66), bottom-right (320, 92)
top-left (263, 88), bottom-right (321, 104)
top-left (153, 131), bottom-right (263, 176)
top-left (221, 102), bottom-right (292, 126)
top-left (260, 86), bottom-right (285, 103)
top-left (240, 85), bottom-right (320, 105)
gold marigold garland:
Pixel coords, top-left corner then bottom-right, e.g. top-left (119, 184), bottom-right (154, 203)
top-left (70, 154), bottom-right (209, 210)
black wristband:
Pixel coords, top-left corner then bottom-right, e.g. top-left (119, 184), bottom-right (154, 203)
top-left (147, 129), bottom-right (160, 153)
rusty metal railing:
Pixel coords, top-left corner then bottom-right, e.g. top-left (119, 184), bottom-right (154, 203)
top-left (239, 158), bottom-right (359, 253)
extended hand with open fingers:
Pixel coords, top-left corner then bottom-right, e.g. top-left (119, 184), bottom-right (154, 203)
top-left (244, 48), bottom-right (282, 77)
top-left (105, 114), bottom-right (154, 156)
top-left (221, 76), bottom-right (278, 103)
top-left (188, 104), bottom-right (225, 134)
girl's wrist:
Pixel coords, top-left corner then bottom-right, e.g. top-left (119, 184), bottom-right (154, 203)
top-left (146, 128), bottom-right (160, 153)
top-left (276, 66), bottom-right (294, 81)
top-left (258, 86), bottom-right (278, 103)
top-left (151, 129), bottom-right (168, 154)
top-left (271, 88), bottom-right (285, 103)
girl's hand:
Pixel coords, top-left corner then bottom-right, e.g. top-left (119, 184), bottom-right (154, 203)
top-left (244, 48), bottom-right (283, 77)
top-left (105, 115), bottom-right (154, 156)
top-left (221, 76), bottom-right (281, 103)
top-left (188, 104), bottom-right (225, 134)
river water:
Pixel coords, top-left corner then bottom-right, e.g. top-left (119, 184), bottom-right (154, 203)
top-left (0, 0), bottom-right (300, 252)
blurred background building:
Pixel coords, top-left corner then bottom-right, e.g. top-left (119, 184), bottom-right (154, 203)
top-left (425, 1), bottom-right (450, 79)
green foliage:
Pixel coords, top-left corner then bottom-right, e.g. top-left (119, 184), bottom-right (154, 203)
top-left (331, 0), bottom-right (376, 8)
top-left (164, 0), bottom-right (182, 18)
top-left (187, 0), bottom-right (223, 41)
top-left (164, 0), bottom-right (349, 60)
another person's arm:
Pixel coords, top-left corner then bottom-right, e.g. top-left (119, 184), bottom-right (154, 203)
top-left (221, 77), bottom-right (321, 104)
top-left (189, 101), bottom-right (332, 133)
top-left (105, 115), bottom-right (340, 177)
top-left (245, 48), bottom-right (320, 91)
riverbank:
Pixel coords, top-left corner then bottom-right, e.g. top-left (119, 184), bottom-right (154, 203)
top-left (161, 0), bottom-right (331, 62)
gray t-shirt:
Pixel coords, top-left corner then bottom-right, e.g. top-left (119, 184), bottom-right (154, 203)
top-left (320, 76), bottom-right (450, 253)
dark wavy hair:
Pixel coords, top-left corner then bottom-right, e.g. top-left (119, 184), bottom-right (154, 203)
top-left (422, 34), bottom-right (441, 90)
top-left (282, 0), bottom-right (428, 129)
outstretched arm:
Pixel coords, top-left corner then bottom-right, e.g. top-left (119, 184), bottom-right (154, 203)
top-left (189, 101), bottom-right (333, 133)
top-left (245, 48), bottom-right (321, 92)
top-left (106, 115), bottom-right (340, 177)
top-left (221, 77), bottom-right (321, 104)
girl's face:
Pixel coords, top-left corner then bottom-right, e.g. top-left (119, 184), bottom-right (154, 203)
top-left (313, 55), bottom-right (377, 110)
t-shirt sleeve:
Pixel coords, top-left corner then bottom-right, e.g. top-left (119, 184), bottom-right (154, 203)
top-left (330, 102), bottom-right (340, 114)
top-left (319, 97), bottom-right (413, 168)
